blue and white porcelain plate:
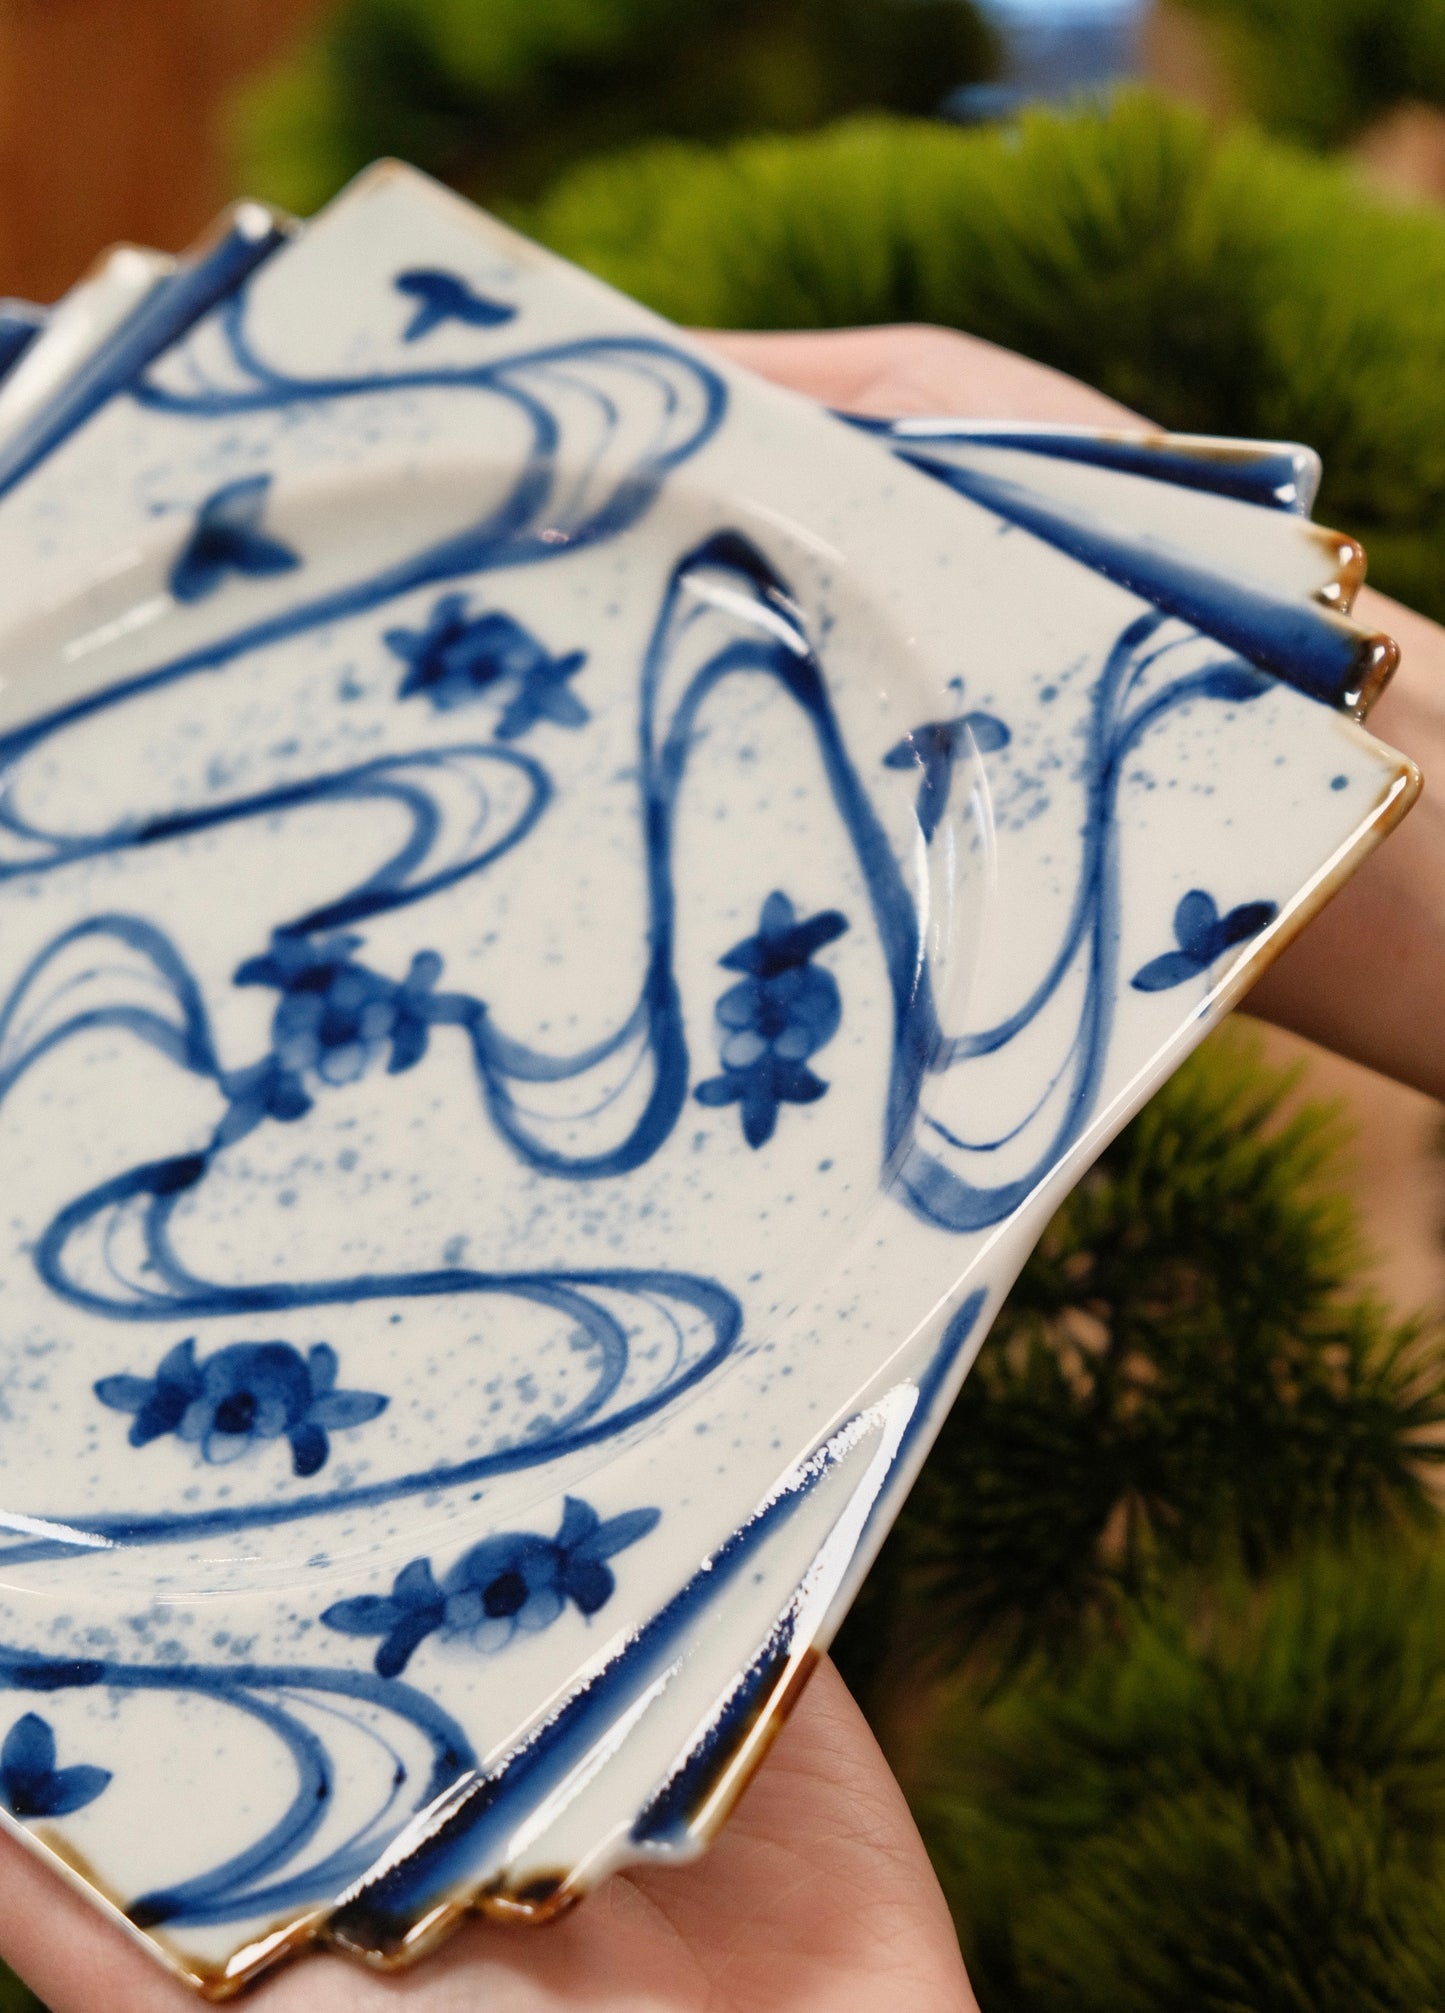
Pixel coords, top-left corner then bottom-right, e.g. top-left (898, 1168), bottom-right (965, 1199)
top-left (0, 163), bottom-right (1417, 1995)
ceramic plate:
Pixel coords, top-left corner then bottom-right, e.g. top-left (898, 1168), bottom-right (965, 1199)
top-left (0, 164), bottom-right (1417, 1996)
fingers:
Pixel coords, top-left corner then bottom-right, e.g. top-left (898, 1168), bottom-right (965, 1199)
top-left (0, 1661), bottom-right (977, 2013)
top-left (619, 1656), bottom-right (980, 2013)
top-left (0, 1821), bottom-right (203, 2013)
top-left (694, 324), bottom-right (1143, 425)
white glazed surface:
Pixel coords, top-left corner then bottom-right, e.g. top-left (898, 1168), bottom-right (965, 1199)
top-left (0, 164), bottom-right (1415, 1992)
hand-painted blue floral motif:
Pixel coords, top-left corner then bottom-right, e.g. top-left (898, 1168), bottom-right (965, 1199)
top-left (222, 931), bottom-right (447, 1136)
top-left (386, 595), bottom-right (588, 736)
top-left (883, 710), bottom-right (1011, 842)
top-left (694, 891), bottom-right (849, 1149)
top-left (1131, 888), bottom-right (1279, 993)
top-left (168, 473), bottom-right (300, 603)
top-left (320, 1497), bottom-right (660, 1677)
top-left (95, 1338), bottom-right (387, 1477)
top-left (394, 267), bottom-right (518, 341)
top-left (0, 1713), bottom-right (109, 1819)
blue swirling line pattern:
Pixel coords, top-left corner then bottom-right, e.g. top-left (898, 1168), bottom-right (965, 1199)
top-left (0, 275), bottom-right (1286, 1209)
top-left (0, 1641), bottom-right (477, 1930)
top-left (0, 260), bottom-right (1294, 1949)
top-left (0, 297), bottom-right (738, 1560)
top-left (0, 1289), bottom-right (983, 1936)
top-left (0, 277), bottom-right (1275, 1565)
top-left (0, 305), bottom-right (726, 781)
top-left (0, 567), bottom-right (1270, 1551)
top-left (624, 531), bottom-right (1279, 1234)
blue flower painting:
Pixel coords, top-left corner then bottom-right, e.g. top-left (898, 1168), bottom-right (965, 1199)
top-left (386, 595), bottom-right (588, 736)
top-left (321, 1496), bottom-right (660, 1677)
top-left (0, 1714), bottom-right (109, 1820)
top-left (695, 891), bottom-right (849, 1148)
top-left (1131, 888), bottom-right (1279, 993)
top-left (95, 1339), bottom-right (387, 1477)
top-left (169, 474), bottom-right (300, 603)
top-left (220, 931), bottom-right (447, 1139)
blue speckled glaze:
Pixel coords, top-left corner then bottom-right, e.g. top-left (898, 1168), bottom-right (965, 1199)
top-left (0, 164), bottom-right (1414, 1990)
top-left (0, 1712), bottom-right (109, 1819)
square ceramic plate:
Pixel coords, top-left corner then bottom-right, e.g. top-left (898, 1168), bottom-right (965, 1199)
top-left (0, 164), bottom-right (1417, 1996)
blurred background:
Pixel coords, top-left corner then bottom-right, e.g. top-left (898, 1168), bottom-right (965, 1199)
top-left (4, 3), bottom-right (1445, 2008)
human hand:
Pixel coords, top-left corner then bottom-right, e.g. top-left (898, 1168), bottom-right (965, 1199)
top-left (0, 1656), bottom-right (976, 2011)
top-left (702, 325), bottom-right (1445, 1105)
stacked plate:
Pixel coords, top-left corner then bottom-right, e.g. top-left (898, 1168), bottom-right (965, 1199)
top-left (0, 164), bottom-right (1416, 1996)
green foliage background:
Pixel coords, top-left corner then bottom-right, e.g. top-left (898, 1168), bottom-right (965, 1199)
top-left (0, 11), bottom-right (1412, 2011)
top-left (524, 95), bottom-right (1445, 620)
top-left (232, 0), bottom-right (997, 214)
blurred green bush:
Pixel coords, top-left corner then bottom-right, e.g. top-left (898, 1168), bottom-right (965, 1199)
top-left (1180, 0), bottom-right (1445, 148)
top-left (524, 92), bottom-right (1445, 619)
top-left (834, 1028), bottom-right (1445, 1705)
top-left (232, 0), bottom-right (996, 214)
top-left (923, 1543), bottom-right (1445, 2009)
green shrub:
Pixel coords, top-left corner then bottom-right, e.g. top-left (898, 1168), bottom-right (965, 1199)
top-left (526, 92), bottom-right (1445, 618)
top-left (1180, 0), bottom-right (1445, 148)
top-left (834, 1025), bottom-right (1445, 1704)
top-left (231, 0), bottom-right (996, 215)
top-left (923, 1544), bottom-right (1445, 2010)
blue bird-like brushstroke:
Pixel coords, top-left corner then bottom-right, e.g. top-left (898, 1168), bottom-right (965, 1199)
top-left (883, 711), bottom-right (1010, 842)
top-left (0, 1712), bottom-right (110, 1819)
top-left (395, 268), bottom-right (518, 341)
top-left (0, 267), bottom-right (1289, 1578)
top-left (169, 474), bottom-right (300, 602)
top-left (1131, 888), bottom-right (1278, 992)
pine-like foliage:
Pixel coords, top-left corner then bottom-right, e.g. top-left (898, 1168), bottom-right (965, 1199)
top-left (834, 1026), bottom-right (1445, 1704)
top-left (0, 1969), bottom-right (37, 2013)
top-left (230, 0), bottom-right (996, 215)
top-left (526, 92), bottom-right (1445, 618)
top-left (924, 1545), bottom-right (1445, 2010)
top-left (1180, 0), bottom-right (1445, 147)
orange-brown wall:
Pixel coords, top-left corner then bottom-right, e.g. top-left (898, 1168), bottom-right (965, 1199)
top-left (0, 0), bottom-right (327, 301)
